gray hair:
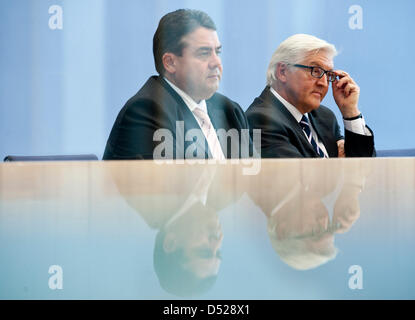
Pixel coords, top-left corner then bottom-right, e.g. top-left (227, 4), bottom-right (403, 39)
top-left (266, 34), bottom-right (338, 86)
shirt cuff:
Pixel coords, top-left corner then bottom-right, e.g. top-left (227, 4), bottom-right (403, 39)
top-left (343, 115), bottom-right (372, 136)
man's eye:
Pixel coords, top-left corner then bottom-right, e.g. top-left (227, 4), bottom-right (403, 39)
top-left (194, 248), bottom-right (213, 258)
top-left (197, 52), bottom-right (210, 59)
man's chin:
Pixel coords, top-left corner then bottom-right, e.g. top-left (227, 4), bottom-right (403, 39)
top-left (302, 103), bottom-right (320, 114)
top-left (308, 101), bottom-right (321, 111)
top-left (201, 86), bottom-right (219, 100)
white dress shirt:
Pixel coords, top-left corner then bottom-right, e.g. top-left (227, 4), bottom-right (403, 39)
top-left (164, 166), bottom-right (217, 228)
top-left (164, 78), bottom-right (225, 160)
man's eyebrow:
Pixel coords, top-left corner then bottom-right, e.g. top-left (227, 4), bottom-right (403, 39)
top-left (195, 45), bottom-right (222, 52)
top-left (196, 47), bottom-right (213, 52)
top-left (309, 61), bottom-right (334, 70)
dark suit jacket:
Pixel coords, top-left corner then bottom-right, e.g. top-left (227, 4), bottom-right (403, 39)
top-left (245, 87), bottom-right (375, 158)
top-left (103, 76), bottom-right (250, 160)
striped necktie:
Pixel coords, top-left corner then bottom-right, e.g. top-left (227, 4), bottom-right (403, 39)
top-left (192, 107), bottom-right (225, 160)
top-left (299, 115), bottom-right (325, 158)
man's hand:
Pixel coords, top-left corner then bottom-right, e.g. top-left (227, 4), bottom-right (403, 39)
top-left (332, 70), bottom-right (360, 118)
top-left (337, 139), bottom-right (345, 157)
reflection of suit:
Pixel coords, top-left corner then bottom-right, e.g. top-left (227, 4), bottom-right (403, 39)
top-left (246, 87), bottom-right (375, 158)
top-left (111, 164), bottom-right (245, 230)
top-left (103, 76), bottom-right (250, 160)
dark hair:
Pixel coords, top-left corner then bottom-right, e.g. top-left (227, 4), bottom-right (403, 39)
top-left (153, 9), bottom-right (217, 75)
top-left (153, 229), bottom-right (217, 297)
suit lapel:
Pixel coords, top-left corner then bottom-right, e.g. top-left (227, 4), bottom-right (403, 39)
top-left (206, 99), bottom-right (226, 157)
top-left (157, 77), bottom-right (211, 158)
top-left (261, 88), bottom-right (319, 156)
top-left (309, 109), bottom-right (337, 157)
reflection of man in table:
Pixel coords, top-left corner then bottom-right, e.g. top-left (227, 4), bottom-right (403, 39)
top-left (248, 161), bottom-right (367, 270)
top-left (267, 183), bottom-right (338, 270)
top-left (153, 200), bottom-right (223, 296)
top-left (111, 165), bottom-right (238, 296)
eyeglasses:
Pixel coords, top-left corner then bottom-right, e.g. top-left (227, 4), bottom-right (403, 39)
top-left (290, 64), bottom-right (338, 82)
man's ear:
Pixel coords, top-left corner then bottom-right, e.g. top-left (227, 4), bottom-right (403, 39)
top-left (163, 232), bottom-right (177, 253)
top-left (162, 53), bottom-right (176, 74)
top-left (275, 62), bottom-right (288, 83)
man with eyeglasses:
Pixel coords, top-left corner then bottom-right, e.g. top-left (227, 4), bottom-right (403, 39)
top-left (246, 34), bottom-right (375, 158)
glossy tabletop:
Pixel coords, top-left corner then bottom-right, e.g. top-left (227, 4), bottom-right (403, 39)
top-left (1, 158), bottom-right (414, 299)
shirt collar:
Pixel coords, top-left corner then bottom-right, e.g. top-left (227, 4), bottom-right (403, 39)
top-left (269, 86), bottom-right (305, 123)
top-left (164, 77), bottom-right (207, 113)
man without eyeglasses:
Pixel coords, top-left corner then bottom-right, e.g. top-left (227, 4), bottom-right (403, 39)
top-left (103, 9), bottom-right (250, 160)
top-left (246, 34), bottom-right (375, 158)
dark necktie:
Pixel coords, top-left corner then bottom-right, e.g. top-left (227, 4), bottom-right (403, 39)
top-left (299, 115), bottom-right (325, 158)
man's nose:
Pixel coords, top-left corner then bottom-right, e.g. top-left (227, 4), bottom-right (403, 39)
top-left (316, 73), bottom-right (329, 87)
top-left (209, 52), bottom-right (222, 69)
top-left (209, 229), bottom-right (223, 248)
